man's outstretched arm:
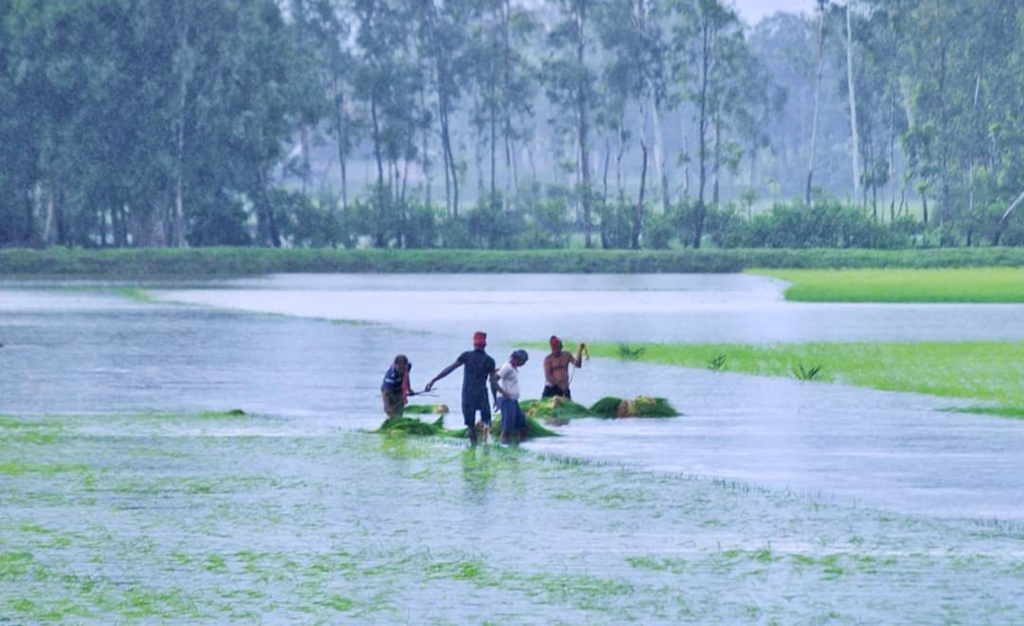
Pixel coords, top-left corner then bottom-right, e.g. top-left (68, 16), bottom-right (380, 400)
top-left (425, 361), bottom-right (461, 391)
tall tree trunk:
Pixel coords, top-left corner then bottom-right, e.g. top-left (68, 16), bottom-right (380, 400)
top-left (845, 1), bottom-right (861, 203)
top-left (257, 167), bottom-right (281, 248)
top-left (331, 78), bottom-right (350, 211)
top-left (23, 187), bottom-right (35, 245)
top-left (602, 138), bottom-right (610, 203)
top-left (370, 93), bottom-right (385, 190)
top-left (616, 116), bottom-right (627, 202)
top-left (993, 190), bottom-right (1024, 246)
top-left (633, 102), bottom-right (649, 250)
top-left (806, 1), bottom-right (826, 205)
top-left (502, 0), bottom-right (516, 208)
top-left (693, 17), bottom-right (711, 249)
top-left (576, 4), bottom-right (592, 248)
top-left (712, 117), bottom-right (721, 205)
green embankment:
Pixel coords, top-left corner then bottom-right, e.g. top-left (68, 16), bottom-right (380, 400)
top-left (583, 341), bottom-right (1024, 416)
top-left (3, 247), bottom-right (1024, 277)
top-left (752, 268), bottom-right (1024, 302)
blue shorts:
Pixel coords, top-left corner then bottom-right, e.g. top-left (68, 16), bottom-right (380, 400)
top-left (499, 398), bottom-right (527, 434)
top-left (462, 394), bottom-right (491, 427)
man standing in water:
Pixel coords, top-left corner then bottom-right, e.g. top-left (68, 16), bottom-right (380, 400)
top-left (425, 332), bottom-right (499, 444)
top-left (496, 350), bottom-right (529, 444)
top-left (542, 336), bottom-right (584, 399)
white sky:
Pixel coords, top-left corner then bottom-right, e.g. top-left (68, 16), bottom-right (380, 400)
top-left (730, 0), bottom-right (815, 25)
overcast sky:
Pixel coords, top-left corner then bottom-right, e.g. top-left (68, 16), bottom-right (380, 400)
top-left (731, 0), bottom-right (814, 25)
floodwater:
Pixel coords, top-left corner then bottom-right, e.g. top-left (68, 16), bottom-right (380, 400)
top-left (2, 274), bottom-right (1024, 521)
top-left (2, 274), bottom-right (1024, 623)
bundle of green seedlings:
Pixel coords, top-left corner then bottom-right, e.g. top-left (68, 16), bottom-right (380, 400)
top-left (522, 396), bottom-right (680, 421)
top-left (374, 405), bottom-right (558, 438)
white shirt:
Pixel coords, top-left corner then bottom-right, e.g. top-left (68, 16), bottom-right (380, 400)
top-left (496, 362), bottom-right (520, 400)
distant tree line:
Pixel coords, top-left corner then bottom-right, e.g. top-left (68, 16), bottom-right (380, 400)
top-left (1, 0), bottom-right (1023, 250)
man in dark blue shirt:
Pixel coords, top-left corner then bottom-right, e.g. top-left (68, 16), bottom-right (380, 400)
top-left (426, 331), bottom-right (499, 444)
top-left (381, 354), bottom-right (410, 418)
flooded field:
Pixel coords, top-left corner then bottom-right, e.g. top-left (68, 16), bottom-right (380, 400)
top-left (2, 274), bottom-right (1024, 622)
top-left (2, 411), bottom-right (1023, 624)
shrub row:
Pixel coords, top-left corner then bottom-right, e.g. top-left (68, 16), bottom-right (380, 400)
top-left (3, 246), bottom-right (1024, 277)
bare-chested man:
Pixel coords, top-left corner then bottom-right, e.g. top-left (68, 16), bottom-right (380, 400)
top-left (542, 336), bottom-right (584, 399)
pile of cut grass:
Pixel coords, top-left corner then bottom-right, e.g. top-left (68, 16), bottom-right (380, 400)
top-left (751, 268), bottom-right (1024, 303)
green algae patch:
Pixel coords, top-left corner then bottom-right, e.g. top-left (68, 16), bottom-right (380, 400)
top-left (750, 268), bottom-right (1024, 303)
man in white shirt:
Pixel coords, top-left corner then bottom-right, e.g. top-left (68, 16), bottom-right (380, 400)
top-left (496, 350), bottom-right (529, 444)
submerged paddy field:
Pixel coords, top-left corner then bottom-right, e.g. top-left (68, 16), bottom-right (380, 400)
top-left (581, 341), bottom-right (1024, 414)
top-left (2, 410), bottom-right (1024, 624)
top-left (752, 267), bottom-right (1024, 303)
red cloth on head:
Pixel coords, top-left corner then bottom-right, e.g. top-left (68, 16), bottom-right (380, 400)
top-left (473, 331), bottom-right (487, 348)
top-left (550, 336), bottom-right (563, 351)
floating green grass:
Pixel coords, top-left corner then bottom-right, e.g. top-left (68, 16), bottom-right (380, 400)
top-left (585, 340), bottom-right (1024, 408)
top-left (751, 268), bottom-right (1024, 303)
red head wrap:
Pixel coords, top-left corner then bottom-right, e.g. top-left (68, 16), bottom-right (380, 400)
top-left (473, 331), bottom-right (487, 348)
top-left (550, 336), bottom-right (563, 351)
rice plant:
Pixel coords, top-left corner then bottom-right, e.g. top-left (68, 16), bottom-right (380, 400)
top-left (617, 343), bottom-right (646, 361)
top-left (707, 353), bottom-right (728, 371)
top-left (793, 363), bottom-right (823, 381)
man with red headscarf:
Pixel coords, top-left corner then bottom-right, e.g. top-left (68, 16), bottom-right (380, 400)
top-left (426, 331), bottom-right (499, 444)
top-left (542, 336), bottom-right (585, 400)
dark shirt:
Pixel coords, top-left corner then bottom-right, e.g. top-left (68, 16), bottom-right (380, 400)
top-left (381, 365), bottom-right (403, 394)
top-left (456, 349), bottom-right (496, 398)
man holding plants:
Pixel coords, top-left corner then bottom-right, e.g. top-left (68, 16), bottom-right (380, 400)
top-left (542, 336), bottom-right (585, 399)
top-left (425, 332), bottom-right (499, 444)
top-left (496, 350), bottom-right (529, 444)
top-left (381, 354), bottom-right (411, 418)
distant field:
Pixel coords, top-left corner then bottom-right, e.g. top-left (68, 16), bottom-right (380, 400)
top-left (3, 247), bottom-right (1024, 277)
top-left (752, 268), bottom-right (1024, 303)
top-left (581, 340), bottom-right (1024, 412)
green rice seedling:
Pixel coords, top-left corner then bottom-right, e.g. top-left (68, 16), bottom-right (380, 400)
top-left (490, 416), bottom-right (559, 438)
top-left (589, 396), bottom-right (679, 418)
top-left (707, 353), bottom-right (728, 371)
top-left (617, 343), bottom-right (646, 361)
top-left (374, 416), bottom-right (446, 436)
top-left (521, 398), bottom-right (591, 420)
top-left (589, 397), bottom-right (623, 417)
top-left (793, 363), bottom-right (823, 381)
top-left (402, 404), bottom-right (449, 416)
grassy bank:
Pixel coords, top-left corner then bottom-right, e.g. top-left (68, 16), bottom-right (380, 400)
top-left (582, 340), bottom-right (1024, 412)
top-left (3, 246), bottom-right (1024, 277)
top-left (752, 268), bottom-right (1024, 302)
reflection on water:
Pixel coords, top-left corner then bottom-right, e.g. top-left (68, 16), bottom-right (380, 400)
top-left (2, 274), bottom-right (1024, 521)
